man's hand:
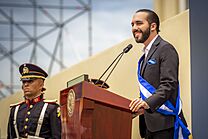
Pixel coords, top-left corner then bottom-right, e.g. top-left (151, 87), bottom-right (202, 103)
top-left (129, 98), bottom-right (150, 113)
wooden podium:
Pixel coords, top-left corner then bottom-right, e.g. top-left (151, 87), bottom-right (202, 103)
top-left (60, 81), bottom-right (133, 139)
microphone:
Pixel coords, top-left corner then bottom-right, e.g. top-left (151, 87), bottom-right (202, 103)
top-left (95, 44), bottom-right (133, 88)
top-left (123, 44), bottom-right (133, 53)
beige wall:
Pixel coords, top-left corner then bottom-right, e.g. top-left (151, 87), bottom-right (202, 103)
top-left (154, 0), bottom-right (188, 22)
top-left (154, 0), bottom-right (179, 21)
top-left (0, 10), bottom-right (190, 139)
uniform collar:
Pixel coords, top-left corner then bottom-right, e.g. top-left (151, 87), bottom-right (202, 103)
top-left (25, 94), bottom-right (44, 105)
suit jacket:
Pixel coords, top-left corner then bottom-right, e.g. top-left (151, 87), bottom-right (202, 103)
top-left (139, 35), bottom-right (187, 137)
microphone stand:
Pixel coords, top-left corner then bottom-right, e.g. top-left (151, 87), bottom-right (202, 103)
top-left (95, 51), bottom-right (123, 85)
top-left (95, 44), bottom-right (133, 88)
top-left (100, 52), bottom-right (125, 88)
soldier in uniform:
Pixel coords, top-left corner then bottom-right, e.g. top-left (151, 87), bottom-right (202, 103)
top-left (7, 63), bottom-right (61, 139)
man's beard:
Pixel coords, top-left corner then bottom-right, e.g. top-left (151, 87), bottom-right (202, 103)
top-left (134, 27), bottom-right (150, 43)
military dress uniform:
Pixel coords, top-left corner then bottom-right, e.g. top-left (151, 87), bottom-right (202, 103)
top-left (7, 63), bottom-right (61, 139)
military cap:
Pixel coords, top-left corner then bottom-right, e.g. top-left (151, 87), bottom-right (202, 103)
top-left (19, 63), bottom-right (48, 81)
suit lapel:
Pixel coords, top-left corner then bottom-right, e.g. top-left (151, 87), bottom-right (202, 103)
top-left (141, 57), bottom-right (147, 75)
top-left (141, 36), bottom-right (162, 75)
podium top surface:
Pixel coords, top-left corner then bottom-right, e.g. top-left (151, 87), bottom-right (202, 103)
top-left (60, 81), bottom-right (132, 112)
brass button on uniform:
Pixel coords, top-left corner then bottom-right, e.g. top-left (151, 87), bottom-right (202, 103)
top-left (30, 105), bottom-right (33, 108)
top-left (24, 125), bottom-right (27, 129)
top-left (25, 118), bottom-right (29, 122)
top-left (27, 111), bottom-right (30, 115)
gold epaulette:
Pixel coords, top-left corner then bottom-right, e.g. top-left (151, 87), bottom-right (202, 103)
top-left (10, 101), bottom-right (25, 108)
top-left (43, 99), bottom-right (57, 104)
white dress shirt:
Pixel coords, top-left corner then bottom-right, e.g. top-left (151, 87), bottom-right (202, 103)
top-left (143, 35), bottom-right (158, 58)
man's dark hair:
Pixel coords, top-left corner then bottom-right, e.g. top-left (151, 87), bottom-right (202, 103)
top-left (136, 9), bottom-right (160, 33)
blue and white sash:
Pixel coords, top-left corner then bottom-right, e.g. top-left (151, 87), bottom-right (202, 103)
top-left (138, 54), bottom-right (191, 139)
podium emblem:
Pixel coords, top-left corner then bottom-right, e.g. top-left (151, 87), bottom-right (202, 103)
top-left (67, 89), bottom-right (75, 117)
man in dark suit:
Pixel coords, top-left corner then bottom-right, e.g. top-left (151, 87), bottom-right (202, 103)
top-left (129, 9), bottom-right (190, 139)
top-left (7, 63), bottom-right (61, 139)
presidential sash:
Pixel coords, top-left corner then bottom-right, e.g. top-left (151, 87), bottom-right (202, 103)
top-left (138, 54), bottom-right (191, 139)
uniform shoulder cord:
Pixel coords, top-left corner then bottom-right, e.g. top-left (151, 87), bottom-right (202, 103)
top-left (13, 105), bottom-right (20, 138)
top-left (35, 103), bottom-right (48, 137)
